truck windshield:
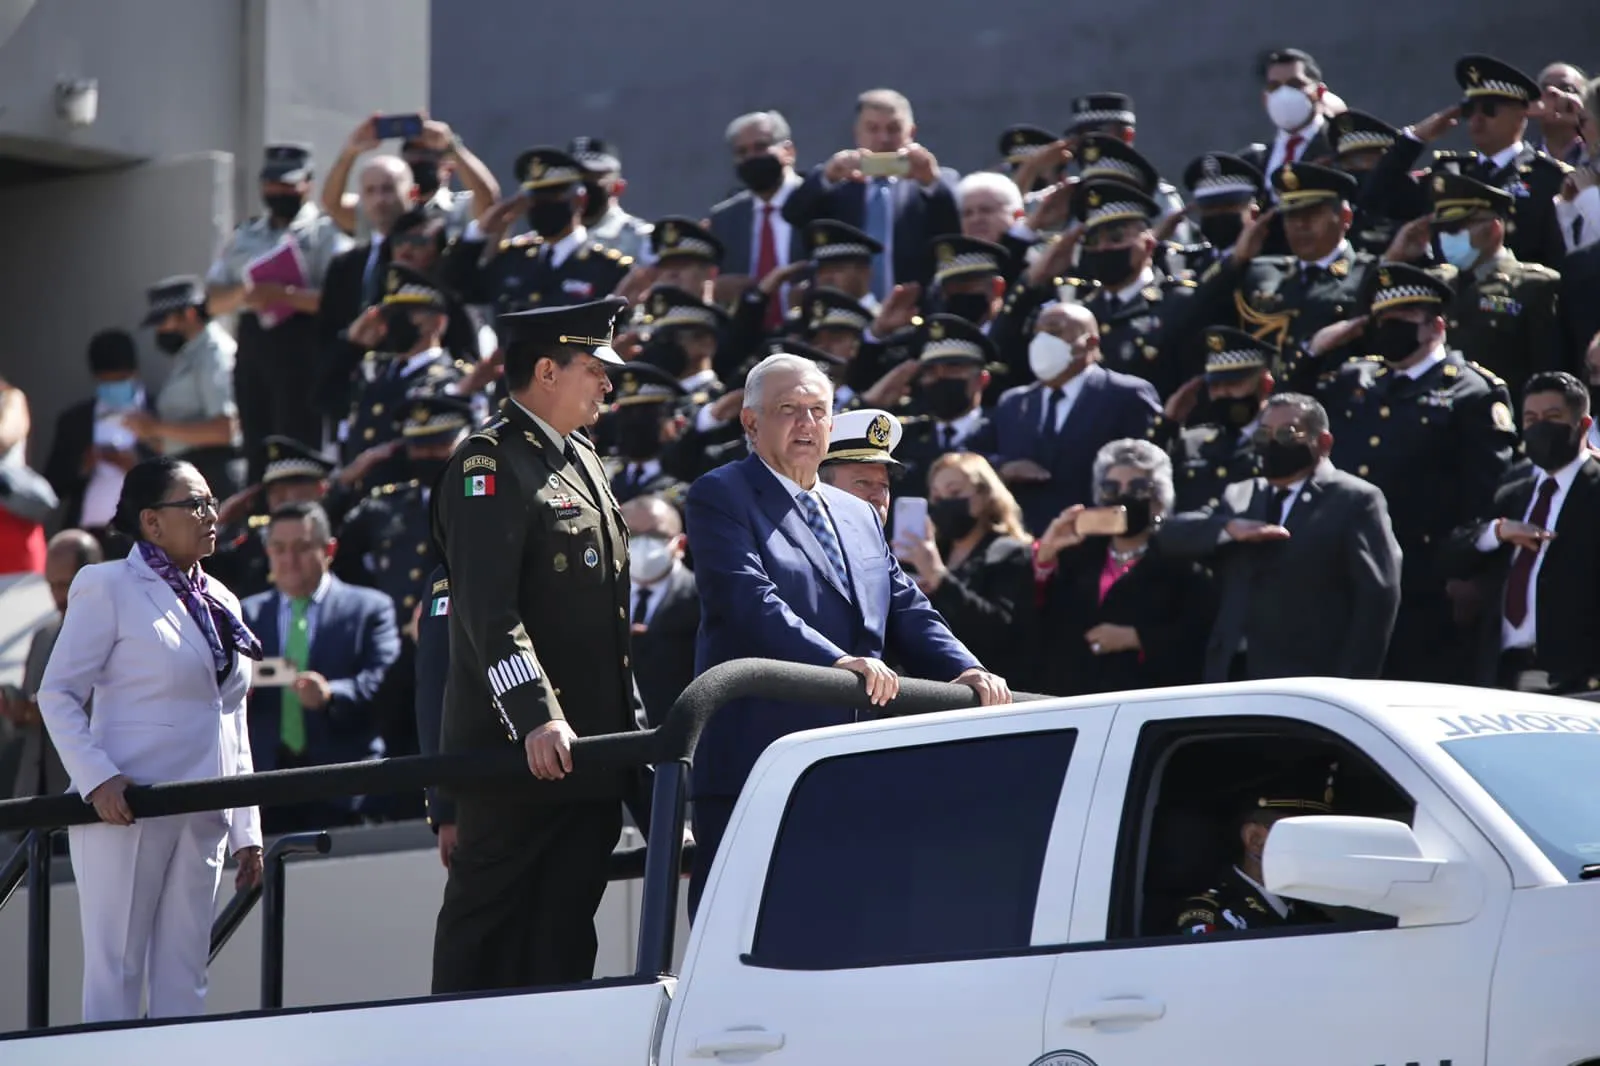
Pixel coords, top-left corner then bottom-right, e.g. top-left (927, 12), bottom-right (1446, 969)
top-left (1441, 732), bottom-right (1600, 882)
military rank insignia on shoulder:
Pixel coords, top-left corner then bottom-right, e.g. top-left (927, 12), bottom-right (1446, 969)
top-left (1470, 361), bottom-right (1507, 387)
top-left (1491, 401), bottom-right (1516, 432)
top-left (468, 420), bottom-right (505, 446)
top-left (247, 513), bottom-right (272, 529)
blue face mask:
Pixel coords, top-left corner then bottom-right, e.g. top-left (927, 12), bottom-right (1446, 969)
top-left (96, 379), bottom-right (139, 409)
top-left (1438, 230), bottom-right (1479, 270)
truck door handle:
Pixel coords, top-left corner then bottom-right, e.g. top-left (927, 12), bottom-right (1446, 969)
top-left (691, 1028), bottom-right (787, 1057)
top-left (1065, 995), bottom-right (1166, 1029)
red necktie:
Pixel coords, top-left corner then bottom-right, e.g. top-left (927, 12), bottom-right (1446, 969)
top-left (1504, 478), bottom-right (1558, 627)
top-left (756, 203), bottom-right (782, 331)
top-left (1283, 134), bottom-right (1304, 163)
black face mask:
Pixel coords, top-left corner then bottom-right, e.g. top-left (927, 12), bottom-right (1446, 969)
top-left (1077, 246), bottom-right (1136, 287)
top-left (582, 181), bottom-right (611, 222)
top-left (1368, 319), bottom-right (1422, 364)
top-left (613, 408), bottom-right (665, 460)
top-left (263, 192), bottom-right (303, 222)
top-left (1257, 439), bottom-right (1317, 480)
top-left (1108, 495), bottom-right (1155, 535)
top-left (409, 161), bottom-right (441, 198)
top-left (1198, 214), bottom-right (1245, 250)
top-left (1523, 420), bottom-right (1583, 472)
top-left (408, 457), bottom-right (449, 486)
top-left (941, 292), bottom-right (991, 324)
top-left (1217, 394), bottom-right (1260, 431)
top-left (922, 378), bottom-right (974, 422)
top-left (735, 154), bottom-right (785, 195)
top-left (638, 337), bottom-right (689, 379)
top-left (382, 308), bottom-right (421, 353)
top-left (527, 199), bottom-right (574, 239)
top-left (154, 330), bottom-right (187, 356)
top-left (929, 497), bottom-right (979, 541)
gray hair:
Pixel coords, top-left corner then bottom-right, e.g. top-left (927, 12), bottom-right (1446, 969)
top-left (743, 353), bottom-right (833, 411)
top-left (856, 88), bottom-right (914, 126)
top-left (725, 110), bottom-right (792, 146)
top-left (1264, 392), bottom-right (1329, 437)
top-left (956, 171), bottom-right (1023, 215)
top-left (361, 154), bottom-right (413, 188)
top-left (1092, 438), bottom-right (1175, 517)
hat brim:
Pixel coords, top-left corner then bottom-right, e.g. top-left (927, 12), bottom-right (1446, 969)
top-left (575, 154), bottom-right (621, 174)
top-left (823, 450), bottom-right (904, 470)
top-left (1277, 191), bottom-right (1342, 212)
top-left (261, 166), bottom-right (311, 184)
top-left (142, 299), bottom-right (199, 326)
top-left (588, 344), bottom-right (625, 367)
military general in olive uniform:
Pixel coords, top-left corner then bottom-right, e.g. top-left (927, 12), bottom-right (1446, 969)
top-left (1316, 262), bottom-right (1517, 683)
top-left (1171, 328), bottom-right (1277, 513)
top-left (430, 296), bottom-right (639, 995)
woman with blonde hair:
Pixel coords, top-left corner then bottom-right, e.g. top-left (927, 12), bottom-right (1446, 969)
top-left (893, 451), bottom-right (1038, 688)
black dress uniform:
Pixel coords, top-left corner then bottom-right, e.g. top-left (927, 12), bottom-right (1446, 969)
top-left (431, 298), bottom-right (637, 995)
top-left (415, 566), bottom-right (454, 834)
top-left (1177, 152), bottom-right (1266, 279)
top-left (1330, 110), bottom-right (1414, 257)
top-left (1070, 181), bottom-right (1211, 399)
top-left (339, 265), bottom-right (468, 487)
top-left (207, 436), bottom-right (340, 600)
top-left (1429, 172), bottom-right (1565, 404)
top-left (444, 147), bottom-right (632, 315)
top-left (603, 362), bottom-right (691, 504)
top-left (891, 315), bottom-right (996, 498)
top-left (1170, 328), bottom-right (1274, 512)
top-left (1317, 264), bottom-right (1517, 682)
top-left (1195, 163), bottom-right (1377, 394)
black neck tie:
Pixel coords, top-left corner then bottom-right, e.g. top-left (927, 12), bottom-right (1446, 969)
top-left (939, 425), bottom-right (954, 451)
top-left (566, 441), bottom-right (599, 500)
top-left (1272, 486), bottom-right (1293, 520)
top-left (632, 585), bottom-right (650, 626)
top-left (1043, 388), bottom-right (1063, 436)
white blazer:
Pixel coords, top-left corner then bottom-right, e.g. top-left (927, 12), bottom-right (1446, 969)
top-left (38, 551), bottom-right (261, 853)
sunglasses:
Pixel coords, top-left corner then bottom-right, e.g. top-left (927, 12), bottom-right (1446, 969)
top-left (1098, 476), bottom-right (1154, 499)
top-left (1459, 99), bottom-right (1507, 119)
top-left (391, 233), bottom-right (436, 248)
top-left (1250, 425), bottom-right (1311, 447)
top-left (148, 495), bottom-right (220, 519)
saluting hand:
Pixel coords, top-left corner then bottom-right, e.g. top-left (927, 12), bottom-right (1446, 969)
top-left (525, 720), bottom-right (577, 781)
top-left (1229, 207), bottom-right (1278, 265)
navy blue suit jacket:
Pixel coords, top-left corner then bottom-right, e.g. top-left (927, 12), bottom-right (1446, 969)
top-left (242, 575), bottom-right (400, 771)
top-left (686, 455), bottom-right (979, 799)
top-left (781, 164), bottom-right (961, 289)
top-left (970, 365), bottom-right (1163, 536)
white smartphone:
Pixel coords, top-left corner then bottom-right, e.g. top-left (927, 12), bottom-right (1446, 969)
top-left (892, 497), bottom-right (930, 558)
top-left (253, 657), bottom-right (298, 688)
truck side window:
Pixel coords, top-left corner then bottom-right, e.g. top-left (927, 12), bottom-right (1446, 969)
top-left (748, 729), bottom-right (1077, 970)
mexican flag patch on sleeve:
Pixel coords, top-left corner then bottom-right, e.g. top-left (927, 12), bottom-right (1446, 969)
top-left (465, 475), bottom-right (495, 497)
top-left (430, 595), bottom-right (450, 617)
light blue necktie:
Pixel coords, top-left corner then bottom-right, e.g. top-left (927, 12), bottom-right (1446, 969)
top-left (796, 491), bottom-right (848, 588)
top-left (863, 178), bottom-right (893, 301)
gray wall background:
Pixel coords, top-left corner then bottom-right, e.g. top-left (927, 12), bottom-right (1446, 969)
top-left (432, 1), bottom-right (1600, 222)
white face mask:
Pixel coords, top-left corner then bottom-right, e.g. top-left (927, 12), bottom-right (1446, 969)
top-left (1029, 331), bottom-right (1079, 382)
top-left (630, 535), bottom-right (675, 584)
top-left (1265, 84), bottom-right (1316, 132)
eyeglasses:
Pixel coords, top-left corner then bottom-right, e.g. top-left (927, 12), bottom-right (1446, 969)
top-left (148, 495), bottom-right (220, 519)
top-left (1098, 476), bottom-right (1154, 499)
top-left (1251, 425), bottom-right (1310, 447)
top-left (1459, 99), bottom-right (1503, 119)
top-left (391, 233), bottom-right (435, 248)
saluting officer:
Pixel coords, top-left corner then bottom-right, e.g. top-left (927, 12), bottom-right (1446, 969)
top-left (1195, 162), bottom-right (1376, 393)
top-left (1429, 171), bottom-right (1564, 405)
top-left (444, 146), bottom-right (632, 315)
top-left (1170, 328), bottom-right (1276, 513)
top-left (338, 264), bottom-right (469, 488)
top-left (1314, 262), bottom-right (1517, 682)
top-left (603, 362), bottom-right (691, 505)
top-left (430, 296), bottom-right (639, 995)
top-left (568, 136), bottom-right (654, 261)
top-left (1178, 151), bottom-right (1267, 277)
top-left (894, 314), bottom-right (997, 498)
top-left (1327, 109), bottom-right (1413, 256)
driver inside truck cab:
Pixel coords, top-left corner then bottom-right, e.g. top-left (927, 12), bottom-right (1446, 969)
top-left (1175, 763), bottom-right (1338, 935)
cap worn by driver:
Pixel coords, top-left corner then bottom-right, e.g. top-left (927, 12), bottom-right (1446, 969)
top-left (498, 296), bottom-right (631, 366)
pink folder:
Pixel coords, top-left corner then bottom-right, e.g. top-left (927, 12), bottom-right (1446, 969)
top-left (244, 237), bottom-right (309, 329)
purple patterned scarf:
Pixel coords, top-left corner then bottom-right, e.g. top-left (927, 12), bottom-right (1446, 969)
top-left (137, 541), bottom-right (263, 671)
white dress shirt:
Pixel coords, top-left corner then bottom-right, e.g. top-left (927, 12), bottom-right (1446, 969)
top-left (1114, 266), bottom-right (1158, 304)
top-left (761, 458), bottom-right (840, 544)
top-left (1396, 342), bottom-right (1448, 381)
top-left (1265, 115), bottom-right (1327, 184)
top-left (1040, 371), bottom-right (1090, 434)
top-left (1475, 451), bottom-right (1586, 650)
top-left (1302, 239), bottom-right (1353, 272)
top-left (544, 226), bottom-right (589, 269)
top-left (934, 407), bottom-right (985, 449)
top-left (629, 562), bottom-right (682, 626)
top-left (1270, 475), bottom-right (1309, 523)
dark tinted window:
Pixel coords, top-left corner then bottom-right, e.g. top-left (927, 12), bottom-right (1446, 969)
top-left (749, 729), bottom-right (1076, 969)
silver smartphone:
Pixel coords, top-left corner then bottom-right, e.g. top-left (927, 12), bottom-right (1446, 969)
top-left (892, 497), bottom-right (930, 558)
top-left (253, 657), bottom-right (298, 688)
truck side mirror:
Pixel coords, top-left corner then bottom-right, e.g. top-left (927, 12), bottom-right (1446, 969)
top-left (1263, 815), bottom-right (1481, 925)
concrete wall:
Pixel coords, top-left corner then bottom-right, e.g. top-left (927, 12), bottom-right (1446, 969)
top-left (431, 1), bottom-right (1600, 223)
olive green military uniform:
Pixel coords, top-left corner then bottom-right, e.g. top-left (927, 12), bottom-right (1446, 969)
top-left (430, 400), bottom-right (634, 994)
top-left (1446, 247), bottom-right (1564, 407)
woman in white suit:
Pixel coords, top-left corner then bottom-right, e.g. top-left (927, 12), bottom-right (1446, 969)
top-left (39, 456), bottom-right (266, 1023)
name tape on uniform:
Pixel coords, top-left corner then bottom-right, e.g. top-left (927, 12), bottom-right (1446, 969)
top-left (1436, 711), bottom-right (1600, 739)
top-left (462, 455), bottom-right (496, 474)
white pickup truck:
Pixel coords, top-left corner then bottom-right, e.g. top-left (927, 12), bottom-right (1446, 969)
top-left (7, 678), bottom-right (1599, 1066)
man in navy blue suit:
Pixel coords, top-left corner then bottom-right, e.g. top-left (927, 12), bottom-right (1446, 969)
top-left (242, 500), bottom-right (400, 833)
top-left (684, 353), bottom-right (1010, 914)
top-left (782, 88), bottom-right (960, 295)
top-left (972, 301), bottom-right (1164, 536)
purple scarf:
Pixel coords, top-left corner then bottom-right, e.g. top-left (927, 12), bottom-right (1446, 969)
top-left (137, 541), bottom-right (263, 672)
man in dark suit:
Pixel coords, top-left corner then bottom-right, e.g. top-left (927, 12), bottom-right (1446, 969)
top-left (1561, 241), bottom-right (1600, 369)
top-left (1161, 393), bottom-right (1402, 682)
top-left (42, 330), bottom-right (148, 544)
top-left (971, 301), bottom-right (1162, 536)
top-left (685, 354), bottom-right (1009, 914)
top-left (1445, 371), bottom-right (1600, 693)
top-left (1239, 48), bottom-right (1338, 179)
top-left (241, 501), bottom-right (401, 833)
top-left (622, 494), bottom-right (698, 728)
top-left (710, 111), bottom-right (806, 284)
top-left (782, 88), bottom-right (960, 295)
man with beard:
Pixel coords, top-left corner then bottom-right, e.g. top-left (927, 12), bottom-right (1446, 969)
top-left (893, 315), bottom-right (995, 499)
top-left (1169, 328), bottom-right (1276, 513)
top-left (568, 136), bottom-right (653, 261)
top-left (445, 147), bottom-right (632, 313)
top-left (206, 144), bottom-right (350, 481)
top-left (603, 363), bottom-right (690, 505)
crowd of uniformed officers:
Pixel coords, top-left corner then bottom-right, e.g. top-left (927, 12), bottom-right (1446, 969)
top-left (53, 43), bottom-right (1600, 992)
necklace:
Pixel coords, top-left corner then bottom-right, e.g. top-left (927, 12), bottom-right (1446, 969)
top-left (1108, 542), bottom-right (1148, 565)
